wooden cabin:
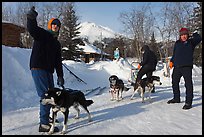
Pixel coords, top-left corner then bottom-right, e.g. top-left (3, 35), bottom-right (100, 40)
top-left (2, 21), bottom-right (26, 47)
top-left (80, 51), bottom-right (101, 63)
top-left (77, 41), bottom-right (110, 63)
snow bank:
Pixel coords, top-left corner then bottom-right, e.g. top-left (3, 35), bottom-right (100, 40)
top-left (2, 45), bottom-right (38, 112)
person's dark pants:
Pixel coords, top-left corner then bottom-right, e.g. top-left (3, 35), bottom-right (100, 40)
top-left (172, 66), bottom-right (193, 105)
top-left (136, 65), bottom-right (154, 83)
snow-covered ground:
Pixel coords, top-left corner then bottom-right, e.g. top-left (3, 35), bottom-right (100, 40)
top-left (2, 45), bottom-right (202, 135)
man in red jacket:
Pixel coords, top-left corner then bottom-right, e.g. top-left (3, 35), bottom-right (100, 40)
top-left (27, 7), bottom-right (64, 132)
top-left (167, 28), bottom-right (201, 110)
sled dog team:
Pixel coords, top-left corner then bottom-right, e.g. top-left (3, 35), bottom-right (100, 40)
top-left (109, 75), bottom-right (162, 103)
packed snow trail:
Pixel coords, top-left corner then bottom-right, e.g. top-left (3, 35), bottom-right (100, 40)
top-left (2, 81), bottom-right (202, 135)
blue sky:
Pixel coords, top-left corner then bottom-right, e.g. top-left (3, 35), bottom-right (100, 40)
top-left (3, 2), bottom-right (197, 34)
top-left (3, 2), bottom-right (165, 33)
top-left (75, 2), bottom-right (164, 33)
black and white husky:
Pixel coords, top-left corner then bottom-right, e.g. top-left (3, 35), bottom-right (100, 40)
top-left (131, 76), bottom-right (162, 102)
top-left (109, 75), bottom-right (130, 101)
top-left (40, 88), bottom-right (94, 134)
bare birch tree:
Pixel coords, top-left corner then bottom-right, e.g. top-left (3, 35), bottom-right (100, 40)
top-left (119, 3), bottom-right (154, 61)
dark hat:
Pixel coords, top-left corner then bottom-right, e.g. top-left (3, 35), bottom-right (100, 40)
top-left (47, 18), bottom-right (61, 30)
top-left (179, 28), bottom-right (189, 35)
top-left (52, 19), bottom-right (61, 27)
top-left (141, 45), bottom-right (149, 51)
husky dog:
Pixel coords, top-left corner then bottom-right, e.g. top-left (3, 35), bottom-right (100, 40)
top-left (131, 76), bottom-right (162, 102)
top-left (109, 75), bottom-right (130, 101)
top-left (40, 88), bottom-right (93, 134)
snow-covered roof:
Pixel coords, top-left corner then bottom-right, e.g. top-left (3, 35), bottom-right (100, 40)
top-left (77, 43), bottom-right (101, 54)
top-left (2, 20), bottom-right (25, 28)
top-left (77, 41), bottom-right (109, 55)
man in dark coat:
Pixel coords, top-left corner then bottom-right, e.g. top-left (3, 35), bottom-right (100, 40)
top-left (167, 28), bottom-right (201, 110)
top-left (135, 45), bottom-right (158, 89)
top-left (27, 6), bottom-right (64, 132)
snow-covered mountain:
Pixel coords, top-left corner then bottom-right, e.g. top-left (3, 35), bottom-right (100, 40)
top-left (78, 21), bottom-right (121, 43)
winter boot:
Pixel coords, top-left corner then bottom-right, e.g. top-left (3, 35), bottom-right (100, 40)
top-left (39, 124), bottom-right (59, 132)
top-left (182, 104), bottom-right (192, 110)
top-left (167, 98), bottom-right (181, 104)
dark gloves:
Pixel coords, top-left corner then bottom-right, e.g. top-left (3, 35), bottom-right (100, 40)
top-left (27, 6), bottom-right (38, 19)
top-left (57, 76), bottom-right (64, 87)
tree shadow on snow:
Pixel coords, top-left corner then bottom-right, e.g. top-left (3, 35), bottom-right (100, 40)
top-left (62, 84), bottom-right (202, 134)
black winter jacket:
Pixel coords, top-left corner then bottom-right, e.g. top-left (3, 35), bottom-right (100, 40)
top-left (140, 45), bottom-right (157, 70)
top-left (170, 33), bottom-right (202, 68)
top-left (27, 18), bottom-right (63, 77)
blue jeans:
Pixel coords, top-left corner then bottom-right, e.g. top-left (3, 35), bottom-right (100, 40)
top-left (31, 69), bottom-right (54, 125)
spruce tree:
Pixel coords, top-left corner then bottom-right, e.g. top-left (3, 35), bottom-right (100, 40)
top-left (59, 2), bottom-right (81, 60)
top-left (188, 2), bottom-right (202, 66)
top-left (149, 32), bottom-right (159, 59)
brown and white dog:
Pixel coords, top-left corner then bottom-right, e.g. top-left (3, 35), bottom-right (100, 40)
top-left (109, 75), bottom-right (130, 101)
top-left (130, 76), bottom-right (162, 102)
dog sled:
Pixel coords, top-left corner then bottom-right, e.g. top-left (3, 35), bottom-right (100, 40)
top-left (127, 61), bottom-right (139, 86)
